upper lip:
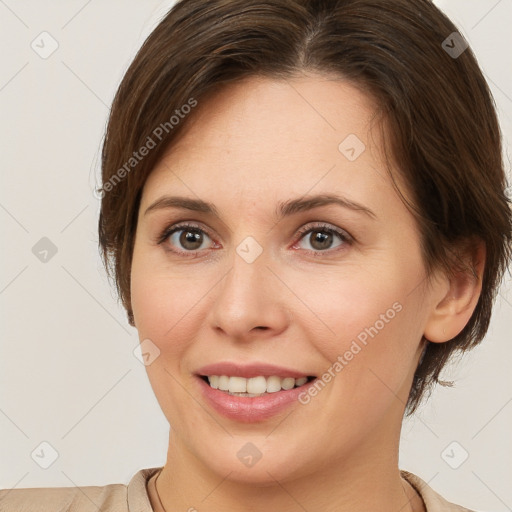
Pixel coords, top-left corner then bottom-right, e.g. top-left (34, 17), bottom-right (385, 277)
top-left (195, 362), bottom-right (313, 379)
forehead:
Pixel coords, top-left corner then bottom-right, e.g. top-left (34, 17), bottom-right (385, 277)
top-left (140, 74), bottom-right (394, 215)
top-left (166, 73), bottom-right (379, 157)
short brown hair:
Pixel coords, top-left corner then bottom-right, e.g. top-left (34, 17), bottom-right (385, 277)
top-left (98, 0), bottom-right (512, 415)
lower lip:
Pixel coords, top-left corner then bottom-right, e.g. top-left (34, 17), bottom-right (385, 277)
top-left (196, 376), bottom-right (316, 423)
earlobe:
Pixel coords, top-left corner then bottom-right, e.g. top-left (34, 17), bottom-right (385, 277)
top-left (423, 239), bottom-right (486, 344)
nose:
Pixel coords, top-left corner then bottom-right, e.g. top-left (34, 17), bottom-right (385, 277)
top-left (208, 247), bottom-right (290, 341)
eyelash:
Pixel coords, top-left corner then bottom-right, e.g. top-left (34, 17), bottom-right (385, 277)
top-left (156, 221), bottom-right (353, 258)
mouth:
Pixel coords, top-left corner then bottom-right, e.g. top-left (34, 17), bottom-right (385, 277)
top-left (194, 362), bottom-right (319, 422)
top-left (198, 374), bottom-right (317, 397)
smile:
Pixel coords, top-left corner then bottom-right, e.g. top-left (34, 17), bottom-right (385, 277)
top-left (194, 362), bottom-right (318, 422)
top-left (202, 375), bottom-right (314, 396)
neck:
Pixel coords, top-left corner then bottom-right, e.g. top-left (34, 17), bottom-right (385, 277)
top-left (155, 422), bottom-right (424, 512)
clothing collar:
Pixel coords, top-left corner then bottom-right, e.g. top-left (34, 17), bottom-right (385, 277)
top-left (129, 467), bottom-right (472, 512)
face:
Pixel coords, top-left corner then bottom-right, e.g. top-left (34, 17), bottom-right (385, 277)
top-left (130, 74), bottom-right (438, 484)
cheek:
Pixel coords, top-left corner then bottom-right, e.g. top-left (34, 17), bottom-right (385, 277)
top-left (131, 266), bottom-right (201, 348)
top-left (130, 253), bottom-right (211, 426)
top-left (299, 258), bottom-right (424, 398)
top-left (297, 260), bottom-right (417, 349)
top-left (130, 248), bottom-right (226, 378)
top-left (294, 280), bottom-right (420, 447)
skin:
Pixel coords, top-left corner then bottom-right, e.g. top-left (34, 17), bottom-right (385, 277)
top-left (130, 73), bottom-right (484, 512)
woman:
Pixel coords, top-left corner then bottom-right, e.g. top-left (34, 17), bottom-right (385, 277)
top-left (1, 0), bottom-right (510, 510)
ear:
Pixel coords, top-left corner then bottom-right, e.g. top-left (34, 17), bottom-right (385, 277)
top-left (423, 239), bottom-right (486, 343)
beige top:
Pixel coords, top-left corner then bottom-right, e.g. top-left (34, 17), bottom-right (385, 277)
top-left (0, 467), bottom-right (476, 511)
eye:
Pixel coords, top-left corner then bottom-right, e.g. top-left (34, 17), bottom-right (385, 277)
top-left (157, 221), bottom-right (352, 257)
top-left (293, 223), bottom-right (352, 254)
top-left (158, 222), bottom-right (216, 256)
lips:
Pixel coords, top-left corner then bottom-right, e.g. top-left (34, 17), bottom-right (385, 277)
top-left (195, 362), bottom-right (312, 379)
top-left (194, 362), bottom-right (318, 422)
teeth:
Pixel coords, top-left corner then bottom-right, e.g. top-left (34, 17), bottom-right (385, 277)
top-left (281, 377), bottom-right (295, 390)
top-left (266, 375), bottom-right (281, 393)
top-left (229, 376), bottom-right (247, 393)
top-left (247, 376), bottom-right (267, 394)
top-left (218, 375), bottom-right (230, 391)
top-left (206, 375), bottom-right (310, 395)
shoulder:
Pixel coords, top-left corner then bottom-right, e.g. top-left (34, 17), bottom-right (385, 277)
top-left (0, 467), bottom-right (162, 512)
top-left (0, 482), bottom-right (127, 512)
top-left (401, 470), bottom-right (477, 512)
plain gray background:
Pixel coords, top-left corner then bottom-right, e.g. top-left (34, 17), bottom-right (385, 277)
top-left (0, 1), bottom-right (511, 510)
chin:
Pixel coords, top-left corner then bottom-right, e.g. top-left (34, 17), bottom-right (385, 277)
top-left (189, 434), bottom-right (319, 486)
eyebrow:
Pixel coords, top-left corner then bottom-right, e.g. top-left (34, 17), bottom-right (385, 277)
top-left (144, 193), bottom-right (376, 220)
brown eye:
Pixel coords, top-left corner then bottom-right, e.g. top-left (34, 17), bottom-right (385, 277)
top-left (161, 224), bottom-right (214, 254)
top-left (177, 229), bottom-right (204, 250)
top-left (307, 230), bottom-right (336, 251)
top-left (295, 224), bottom-right (350, 254)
